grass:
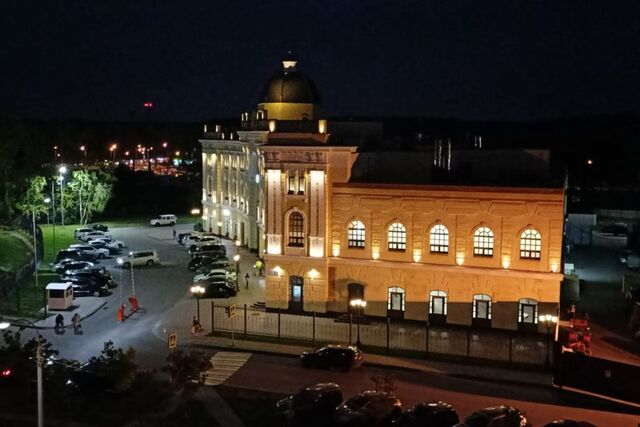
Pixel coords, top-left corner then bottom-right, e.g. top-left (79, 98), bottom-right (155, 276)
top-left (40, 224), bottom-right (77, 265)
top-left (216, 385), bottom-right (287, 427)
top-left (0, 231), bottom-right (31, 271)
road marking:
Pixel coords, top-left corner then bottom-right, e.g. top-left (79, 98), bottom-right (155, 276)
top-left (204, 352), bottom-right (252, 386)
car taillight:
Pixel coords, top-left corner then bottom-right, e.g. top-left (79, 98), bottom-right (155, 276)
top-left (1, 368), bottom-right (12, 377)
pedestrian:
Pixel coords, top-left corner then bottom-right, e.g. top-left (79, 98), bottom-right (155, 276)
top-left (245, 273), bottom-right (250, 290)
top-left (72, 313), bottom-right (81, 334)
top-left (173, 228), bottom-right (177, 240)
top-left (55, 314), bottom-right (64, 331)
top-left (192, 316), bottom-right (202, 333)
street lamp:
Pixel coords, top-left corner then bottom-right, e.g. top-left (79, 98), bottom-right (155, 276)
top-left (58, 166), bottom-right (67, 226)
top-left (190, 284), bottom-right (205, 320)
top-left (190, 208), bottom-right (201, 224)
top-left (79, 145), bottom-right (86, 160)
top-left (233, 254), bottom-right (240, 290)
top-left (0, 319), bottom-right (45, 427)
top-left (350, 299), bottom-right (367, 348)
top-left (43, 198), bottom-right (51, 225)
top-left (109, 143), bottom-right (118, 162)
top-left (539, 313), bottom-right (558, 367)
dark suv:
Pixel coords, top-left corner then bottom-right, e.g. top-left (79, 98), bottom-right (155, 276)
top-left (55, 249), bottom-right (88, 262)
top-left (393, 401), bottom-right (459, 427)
top-left (457, 406), bottom-right (531, 427)
top-left (276, 383), bottom-right (343, 427)
top-left (189, 244), bottom-right (226, 258)
top-left (334, 391), bottom-right (402, 427)
top-left (300, 345), bottom-right (363, 372)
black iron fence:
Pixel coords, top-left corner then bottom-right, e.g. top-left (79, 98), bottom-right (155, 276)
top-left (207, 303), bottom-right (551, 367)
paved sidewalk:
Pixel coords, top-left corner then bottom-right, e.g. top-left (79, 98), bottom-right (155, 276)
top-left (4, 297), bottom-right (107, 330)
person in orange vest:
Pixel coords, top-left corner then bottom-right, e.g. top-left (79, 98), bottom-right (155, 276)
top-left (117, 304), bottom-right (126, 322)
top-left (129, 296), bottom-right (139, 313)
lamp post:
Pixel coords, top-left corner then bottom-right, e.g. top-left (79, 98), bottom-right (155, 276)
top-left (350, 299), bottom-right (367, 348)
top-left (43, 198), bottom-right (51, 225)
top-left (190, 208), bottom-right (201, 225)
top-left (50, 180), bottom-right (56, 256)
top-left (31, 207), bottom-right (39, 291)
top-left (58, 166), bottom-right (67, 226)
top-left (190, 284), bottom-right (205, 320)
top-left (0, 319), bottom-right (45, 427)
top-left (79, 145), bottom-right (86, 160)
top-left (233, 254), bottom-right (240, 290)
top-left (539, 313), bottom-right (558, 367)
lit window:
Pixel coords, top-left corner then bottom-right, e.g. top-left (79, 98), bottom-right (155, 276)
top-left (520, 228), bottom-right (541, 259)
top-left (518, 298), bottom-right (538, 324)
top-left (473, 294), bottom-right (492, 319)
top-left (429, 290), bottom-right (447, 315)
top-left (473, 226), bottom-right (494, 256)
top-left (288, 174), bottom-right (296, 194)
top-left (348, 220), bottom-right (366, 248)
top-left (298, 176), bottom-right (305, 195)
top-left (387, 286), bottom-right (405, 311)
top-left (387, 222), bottom-right (406, 251)
top-left (288, 212), bottom-right (304, 247)
top-left (429, 224), bottom-right (449, 253)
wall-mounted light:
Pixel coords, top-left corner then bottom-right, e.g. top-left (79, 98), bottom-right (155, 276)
top-left (413, 249), bottom-right (421, 263)
top-left (268, 120), bottom-right (277, 132)
top-left (372, 248), bottom-right (380, 260)
top-left (550, 262), bottom-right (559, 273)
top-left (223, 209), bottom-right (230, 216)
top-left (272, 266), bottom-right (283, 276)
top-left (456, 251), bottom-right (465, 266)
top-left (501, 255), bottom-right (510, 270)
top-left (332, 244), bottom-right (340, 257)
top-left (308, 269), bottom-right (319, 279)
top-left (318, 119), bottom-right (327, 134)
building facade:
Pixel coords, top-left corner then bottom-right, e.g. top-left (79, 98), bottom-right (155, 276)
top-left (201, 58), bottom-right (565, 332)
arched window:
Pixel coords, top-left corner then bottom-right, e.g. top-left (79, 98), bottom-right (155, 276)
top-left (473, 294), bottom-right (492, 319)
top-left (520, 228), bottom-right (542, 259)
top-left (429, 224), bottom-right (449, 253)
top-left (387, 286), bottom-right (405, 311)
top-left (473, 226), bottom-right (494, 256)
top-left (387, 222), bottom-right (406, 251)
top-left (288, 212), bottom-right (304, 247)
top-left (348, 220), bottom-right (366, 248)
top-left (518, 298), bottom-right (538, 324)
top-left (429, 290), bottom-right (448, 315)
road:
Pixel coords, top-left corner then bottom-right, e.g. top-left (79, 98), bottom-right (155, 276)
top-left (227, 352), bottom-right (640, 426)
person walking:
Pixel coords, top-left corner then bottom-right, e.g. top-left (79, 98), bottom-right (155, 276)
top-left (172, 228), bottom-right (177, 240)
top-left (72, 313), bottom-right (81, 334)
top-left (245, 273), bottom-right (250, 290)
top-left (192, 316), bottom-right (202, 333)
top-left (55, 314), bottom-right (64, 331)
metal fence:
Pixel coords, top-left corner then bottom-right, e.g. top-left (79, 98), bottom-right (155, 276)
top-left (207, 303), bottom-right (551, 366)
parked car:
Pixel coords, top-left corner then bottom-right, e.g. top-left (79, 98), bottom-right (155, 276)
top-left (74, 227), bottom-right (94, 239)
top-left (189, 244), bottom-right (227, 258)
top-left (56, 261), bottom-right (96, 275)
top-left (392, 401), bottom-right (459, 427)
top-left (79, 231), bottom-right (108, 242)
top-left (177, 232), bottom-right (192, 244)
top-left (65, 365), bottom-right (114, 396)
top-left (334, 391), bottom-right (402, 427)
top-left (543, 421), bottom-right (596, 427)
top-left (276, 383), bottom-right (343, 427)
top-left (188, 256), bottom-right (217, 271)
top-left (301, 345), bottom-right (363, 372)
top-left (150, 214), bottom-right (177, 227)
top-left (189, 236), bottom-right (220, 248)
top-left (87, 239), bottom-right (119, 254)
top-left (117, 249), bottom-right (160, 268)
top-left (90, 224), bottom-right (109, 232)
top-left (204, 282), bottom-right (237, 298)
top-left (64, 277), bottom-right (108, 297)
top-left (54, 249), bottom-right (88, 263)
top-left (61, 269), bottom-right (113, 288)
top-left (69, 244), bottom-right (109, 259)
top-left (92, 237), bottom-right (126, 249)
top-left (457, 406), bottom-right (530, 427)
top-left (194, 269), bottom-right (231, 283)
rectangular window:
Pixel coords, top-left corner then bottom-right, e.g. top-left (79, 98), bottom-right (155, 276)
top-left (476, 301), bottom-right (489, 319)
top-left (288, 175), bottom-right (296, 194)
top-left (298, 176), bottom-right (305, 195)
top-left (432, 296), bottom-right (445, 315)
top-left (520, 304), bottom-right (536, 324)
top-left (390, 293), bottom-right (403, 311)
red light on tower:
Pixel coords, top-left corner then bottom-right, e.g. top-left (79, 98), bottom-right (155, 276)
top-left (143, 102), bottom-right (153, 108)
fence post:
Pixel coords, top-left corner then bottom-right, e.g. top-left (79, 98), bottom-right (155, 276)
top-left (211, 301), bottom-right (216, 335)
top-left (386, 317), bottom-right (390, 353)
top-left (277, 308), bottom-right (281, 339)
top-left (312, 311), bottom-right (316, 345)
top-left (349, 312), bottom-right (353, 345)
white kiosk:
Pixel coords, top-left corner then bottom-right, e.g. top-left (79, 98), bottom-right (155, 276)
top-left (46, 282), bottom-right (74, 310)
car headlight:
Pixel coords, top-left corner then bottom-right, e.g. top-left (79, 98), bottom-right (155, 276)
top-left (116, 258), bottom-right (123, 265)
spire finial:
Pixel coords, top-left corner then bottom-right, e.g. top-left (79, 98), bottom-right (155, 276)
top-left (282, 50), bottom-right (297, 71)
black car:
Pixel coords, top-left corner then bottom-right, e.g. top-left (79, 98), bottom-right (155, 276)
top-left (457, 406), bottom-right (530, 427)
top-left (334, 391), bottom-right (403, 427)
top-left (188, 256), bottom-right (224, 271)
top-left (189, 243), bottom-right (227, 258)
top-left (62, 269), bottom-right (114, 288)
top-left (66, 365), bottom-right (113, 396)
top-left (91, 224), bottom-right (109, 232)
top-left (62, 277), bottom-right (108, 297)
top-left (301, 345), bottom-right (363, 372)
top-left (276, 383), bottom-right (343, 427)
top-left (55, 249), bottom-right (86, 262)
top-left (56, 261), bottom-right (95, 275)
top-left (393, 401), bottom-right (459, 427)
top-left (204, 282), bottom-right (237, 298)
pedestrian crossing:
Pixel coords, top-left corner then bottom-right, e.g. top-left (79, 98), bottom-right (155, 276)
top-left (204, 352), bottom-right (252, 386)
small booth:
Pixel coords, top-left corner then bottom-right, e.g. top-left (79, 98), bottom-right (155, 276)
top-left (46, 282), bottom-right (74, 310)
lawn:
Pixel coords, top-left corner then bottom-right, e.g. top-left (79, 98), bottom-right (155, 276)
top-left (216, 385), bottom-right (287, 427)
top-left (0, 231), bottom-right (31, 271)
top-left (40, 224), bottom-right (77, 265)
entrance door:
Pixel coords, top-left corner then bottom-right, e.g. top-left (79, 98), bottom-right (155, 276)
top-left (347, 283), bottom-right (364, 312)
top-left (289, 276), bottom-right (304, 312)
top-left (387, 287), bottom-right (405, 319)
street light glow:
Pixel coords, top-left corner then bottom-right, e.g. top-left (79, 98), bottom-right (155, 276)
top-left (0, 321), bottom-right (10, 329)
top-left (233, 254), bottom-right (240, 262)
top-left (58, 165), bottom-right (67, 175)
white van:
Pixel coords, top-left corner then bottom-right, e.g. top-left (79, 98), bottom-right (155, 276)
top-left (150, 214), bottom-right (177, 227)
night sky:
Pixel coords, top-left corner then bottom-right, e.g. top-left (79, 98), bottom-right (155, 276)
top-left (1, 1), bottom-right (639, 121)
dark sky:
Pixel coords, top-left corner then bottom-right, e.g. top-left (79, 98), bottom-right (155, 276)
top-left (1, 1), bottom-right (639, 121)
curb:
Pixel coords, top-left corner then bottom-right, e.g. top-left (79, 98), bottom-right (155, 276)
top-left (5, 300), bottom-right (108, 330)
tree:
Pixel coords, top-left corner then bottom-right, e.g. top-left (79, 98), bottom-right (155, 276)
top-left (162, 350), bottom-right (212, 397)
top-left (86, 341), bottom-right (137, 392)
top-left (66, 170), bottom-right (114, 224)
top-left (15, 176), bottom-right (48, 220)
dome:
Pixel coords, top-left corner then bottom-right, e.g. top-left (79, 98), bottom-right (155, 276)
top-left (260, 59), bottom-right (321, 104)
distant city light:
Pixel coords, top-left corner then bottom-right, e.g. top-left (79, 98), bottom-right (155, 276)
top-left (587, 159), bottom-right (593, 165)
top-left (143, 102), bottom-right (153, 108)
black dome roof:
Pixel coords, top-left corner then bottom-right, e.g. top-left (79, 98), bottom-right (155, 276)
top-left (260, 62), bottom-right (321, 104)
